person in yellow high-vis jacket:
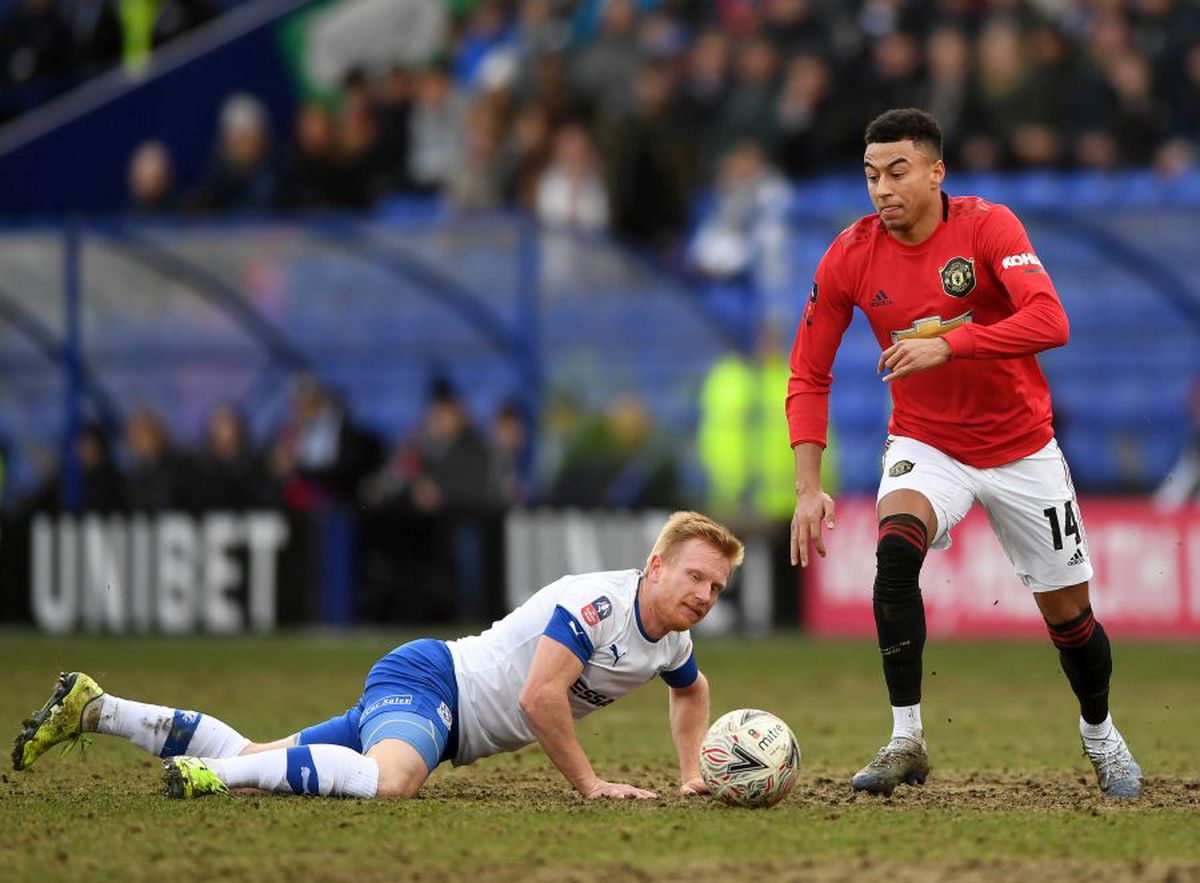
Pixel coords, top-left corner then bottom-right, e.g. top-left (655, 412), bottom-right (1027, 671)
top-left (699, 327), bottom-right (838, 520)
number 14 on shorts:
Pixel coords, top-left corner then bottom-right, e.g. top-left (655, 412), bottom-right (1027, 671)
top-left (1042, 501), bottom-right (1080, 551)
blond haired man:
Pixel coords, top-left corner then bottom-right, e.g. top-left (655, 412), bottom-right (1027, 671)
top-left (14, 512), bottom-right (743, 801)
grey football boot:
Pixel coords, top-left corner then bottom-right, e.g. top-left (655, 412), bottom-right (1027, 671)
top-left (1083, 728), bottom-right (1143, 798)
top-left (850, 735), bottom-right (930, 796)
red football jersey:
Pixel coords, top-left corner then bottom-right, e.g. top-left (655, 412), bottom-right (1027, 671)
top-left (787, 194), bottom-right (1069, 468)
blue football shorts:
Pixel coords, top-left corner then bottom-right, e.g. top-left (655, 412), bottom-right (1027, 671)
top-left (297, 638), bottom-right (459, 773)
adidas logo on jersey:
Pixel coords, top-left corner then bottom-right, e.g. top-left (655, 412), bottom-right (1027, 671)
top-left (870, 289), bottom-right (892, 307)
top-left (1067, 548), bottom-right (1086, 566)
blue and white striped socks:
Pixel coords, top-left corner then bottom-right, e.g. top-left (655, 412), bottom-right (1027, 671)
top-left (92, 695), bottom-right (379, 797)
top-left (206, 745), bottom-right (380, 798)
top-left (94, 694), bottom-right (250, 758)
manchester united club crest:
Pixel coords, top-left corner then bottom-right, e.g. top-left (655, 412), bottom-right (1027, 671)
top-left (938, 256), bottom-right (976, 297)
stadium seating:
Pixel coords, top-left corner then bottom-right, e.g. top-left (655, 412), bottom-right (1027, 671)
top-left (0, 172), bottom-right (1197, 503)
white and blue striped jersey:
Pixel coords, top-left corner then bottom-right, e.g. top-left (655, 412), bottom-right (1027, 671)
top-left (444, 569), bottom-right (698, 765)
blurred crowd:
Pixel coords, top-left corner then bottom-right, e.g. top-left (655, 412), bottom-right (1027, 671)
top-left (12, 372), bottom-right (719, 518)
top-left (8, 320), bottom-right (844, 520)
top-left (0, 0), bottom-right (223, 119)
top-left (16, 376), bottom-right (533, 516)
top-left (114, 0), bottom-right (1200, 253)
top-left (3, 0), bottom-right (1199, 256)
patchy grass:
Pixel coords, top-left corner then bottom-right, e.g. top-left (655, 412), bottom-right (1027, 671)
top-left (2, 634), bottom-right (1197, 882)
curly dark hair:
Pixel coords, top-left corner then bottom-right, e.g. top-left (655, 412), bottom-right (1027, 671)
top-left (864, 108), bottom-right (943, 156)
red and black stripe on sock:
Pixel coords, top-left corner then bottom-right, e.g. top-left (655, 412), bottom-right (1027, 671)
top-left (873, 514), bottom-right (929, 708)
top-left (1047, 605), bottom-right (1112, 726)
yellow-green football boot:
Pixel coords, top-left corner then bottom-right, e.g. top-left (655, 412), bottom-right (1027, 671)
top-left (162, 757), bottom-right (230, 799)
top-left (12, 672), bottom-right (104, 771)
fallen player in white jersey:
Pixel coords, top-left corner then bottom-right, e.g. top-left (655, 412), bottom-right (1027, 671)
top-left (12, 511), bottom-right (744, 801)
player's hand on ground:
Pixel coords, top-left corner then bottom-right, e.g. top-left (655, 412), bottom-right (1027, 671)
top-left (791, 490), bottom-right (836, 567)
top-left (878, 337), bottom-right (951, 383)
top-left (678, 777), bottom-right (709, 797)
top-left (582, 779), bottom-right (658, 800)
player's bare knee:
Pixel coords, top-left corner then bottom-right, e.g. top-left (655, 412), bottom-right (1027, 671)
top-left (374, 763), bottom-right (423, 798)
top-left (878, 491), bottom-right (937, 537)
top-left (1037, 582), bottom-right (1091, 625)
top-left (367, 741), bottom-right (429, 798)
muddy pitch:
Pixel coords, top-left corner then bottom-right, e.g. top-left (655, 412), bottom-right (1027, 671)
top-left (424, 760), bottom-right (1200, 812)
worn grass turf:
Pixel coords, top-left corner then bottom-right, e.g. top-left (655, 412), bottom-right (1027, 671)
top-left (2, 633), bottom-right (1198, 882)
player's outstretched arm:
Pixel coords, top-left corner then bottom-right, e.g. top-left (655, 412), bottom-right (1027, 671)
top-left (518, 636), bottom-right (657, 800)
top-left (669, 672), bottom-right (710, 796)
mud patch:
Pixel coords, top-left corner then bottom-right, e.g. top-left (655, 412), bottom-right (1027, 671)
top-left (424, 761), bottom-right (1200, 812)
top-left (797, 769), bottom-right (1200, 812)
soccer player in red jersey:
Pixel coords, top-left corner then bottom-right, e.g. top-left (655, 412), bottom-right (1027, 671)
top-left (787, 108), bottom-right (1142, 798)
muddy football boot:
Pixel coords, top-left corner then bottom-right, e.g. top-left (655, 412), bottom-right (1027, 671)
top-left (850, 736), bottom-right (931, 795)
top-left (1084, 731), bottom-right (1143, 798)
top-left (162, 757), bottom-right (230, 799)
top-left (12, 672), bottom-right (104, 771)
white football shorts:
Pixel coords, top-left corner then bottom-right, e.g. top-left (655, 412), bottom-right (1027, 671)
top-left (876, 435), bottom-right (1093, 592)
